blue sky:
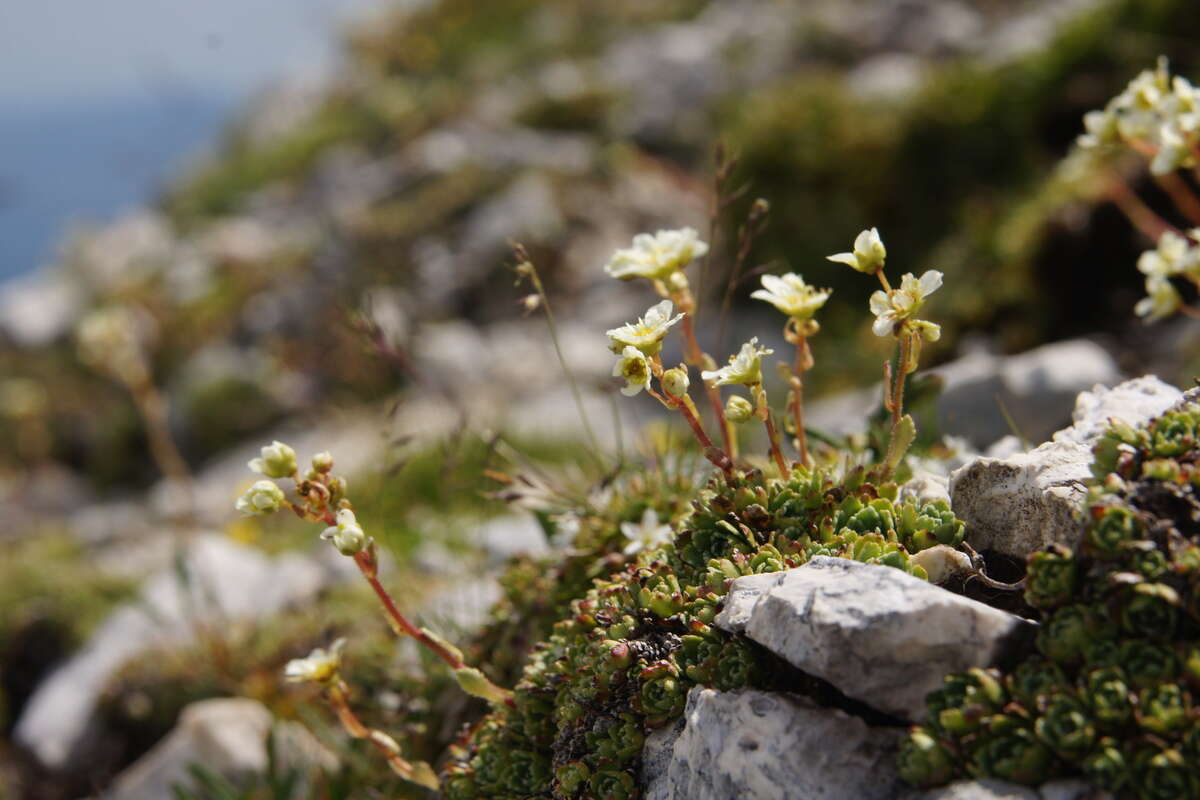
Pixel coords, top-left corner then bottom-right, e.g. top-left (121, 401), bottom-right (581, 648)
top-left (0, 0), bottom-right (388, 280)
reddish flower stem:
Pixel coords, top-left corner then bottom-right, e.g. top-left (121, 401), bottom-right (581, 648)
top-left (1155, 171), bottom-right (1200, 226)
top-left (1107, 174), bottom-right (1180, 241)
top-left (680, 314), bottom-right (733, 457)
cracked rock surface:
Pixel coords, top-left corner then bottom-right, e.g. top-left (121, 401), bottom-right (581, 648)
top-left (713, 557), bottom-right (1034, 722)
top-left (642, 687), bottom-right (903, 800)
top-left (949, 376), bottom-right (1182, 558)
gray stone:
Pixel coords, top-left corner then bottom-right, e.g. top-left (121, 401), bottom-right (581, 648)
top-left (950, 376), bottom-right (1181, 558)
top-left (909, 544), bottom-right (973, 585)
top-left (102, 698), bottom-right (336, 800)
top-left (643, 687), bottom-right (903, 800)
top-left (714, 558), bottom-right (1034, 722)
top-left (0, 268), bottom-right (84, 346)
top-left (473, 515), bottom-right (551, 562)
top-left (914, 779), bottom-right (1039, 800)
top-left (808, 339), bottom-right (1121, 448)
top-left (1037, 779), bottom-right (1112, 800)
top-left (15, 535), bottom-right (328, 769)
top-left (907, 778), bottom-right (1111, 800)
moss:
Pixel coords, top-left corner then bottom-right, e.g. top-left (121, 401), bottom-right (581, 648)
top-left (95, 581), bottom-right (449, 799)
top-left (442, 462), bottom-right (965, 798)
top-left (901, 401), bottom-right (1200, 794)
top-left (0, 534), bottom-right (136, 731)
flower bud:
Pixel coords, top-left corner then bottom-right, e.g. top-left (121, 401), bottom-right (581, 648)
top-left (328, 476), bottom-right (349, 505)
top-left (725, 395), bottom-right (753, 424)
top-left (235, 480), bottom-right (286, 516)
top-left (248, 440), bottom-right (297, 478)
top-left (661, 367), bottom-right (689, 398)
top-left (311, 451), bottom-right (334, 473)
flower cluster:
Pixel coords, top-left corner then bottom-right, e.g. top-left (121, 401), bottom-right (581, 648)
top-left (603, 228), bottom-right (708, 282)
top-left (868, 271), bottom-right (943, 342)
top-left (900, 401), bottom-right (1200, 795)
top-left (1076, 57), bottom-right (1200, 176)
top-left (235, 442), bottom-right (358, 553)
top-left (76, 305), bottom-right (155, 387)
top-left (1134, 229), bottom-right (1200, 321)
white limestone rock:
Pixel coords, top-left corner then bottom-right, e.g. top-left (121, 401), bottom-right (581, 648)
top-left (642, 688), bottom-right (903, 800)
top-left (909, 544), bottom-right (973, 584)
top-left (908, 778), bottom-right (1111, 800)
top-left (102, 698), bottom-right (336, 800)
top-left (807, 339), bottom-right (1121, 447)
top-left (914, 779), bottom-right (1039, 800)
top-left (714, 558), bottom-right (1034, 722)
top-left (949, 376), bottom-right (1182, 558)
top-left (15, 535), bottom-right (327, 769)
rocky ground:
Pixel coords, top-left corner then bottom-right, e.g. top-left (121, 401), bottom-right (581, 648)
top-left (4, 1), bottom-right (1200, 798)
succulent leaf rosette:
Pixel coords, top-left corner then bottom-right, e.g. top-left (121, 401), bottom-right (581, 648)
top-left (442, 464), bottom-right (967, 799)
top-left (903, 400), bottom-right (1200, 796)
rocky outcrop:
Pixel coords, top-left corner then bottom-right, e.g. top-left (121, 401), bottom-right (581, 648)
top-left (101, 698), bottom-right (336, 800)
top-left (807, 339), bottom-right (1122, 447)
top-left (14, 535), bottom-right (328, 769)
top-left (643, 688), bottom-right (904, 800)
top-left (949, 376), bottom-right (1181, 558)
top-left (713, 557), bottom-right (1034, 723)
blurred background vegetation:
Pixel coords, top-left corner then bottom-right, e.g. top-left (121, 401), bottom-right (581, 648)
top-left (3, 0), bottom-right (1200, 797)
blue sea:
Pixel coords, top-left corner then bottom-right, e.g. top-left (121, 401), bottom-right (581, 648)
top-left (0, 0), bottom-right (390, 282)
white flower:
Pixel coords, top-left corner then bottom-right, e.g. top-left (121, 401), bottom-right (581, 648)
top-left (613, 346), bottom-right (652, 397)
top-left (1150, 123), bottom-right (1193, 175)
top-left (284, 638), bottom-right (345, 684)
top-left (1077, 109), bottom-right (1120, 150)
top-left (248, 440), bottom-right (297, 478)
top-left (321, 508), bottom-right (367, 556)
top-left (1135, 275), bottom-right (1182, 322)
top-left (603, 228), bottom-right (708, 281)
top-left (701, 338), bottom-right (773, 386)
top-left (76, 306), bottom-right (152, 385)
top-left (606, 300), bottom-right (684, 354)
top-left (749, 273), bottom-right (831, 320)
top-left (868, 270), bottom-right (943, 339)
top-left (235, 479), bottom-right (286, 516)
top-left (621, 509), bottom-right (674, 556)
top-left (827, 228), bottom-right (887, 274)
top-left (1138, 231), bottom-right (1192, 278)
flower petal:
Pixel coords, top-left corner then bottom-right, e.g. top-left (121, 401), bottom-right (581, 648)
top-left (918, 270), bottom-right (944, 297)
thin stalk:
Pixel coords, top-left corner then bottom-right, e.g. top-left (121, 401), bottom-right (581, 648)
top-left (1107, 174), bottom-right (1179, 241)
top-left (753, 383), bottom-right (789, 478)
top-left (520, 253), bottom-right (601, 456)
top-left (1155, 171), bottom-right (1200, 226)
top-left (351, 548), bottom-right (514, 706)
top-left (874, 268), bottom-right (892, 292)
top-left (889, 334), bottom-right (913, 429)
top-left (327, 681), bottom-right (438, 789)
top-left (717, 199), bottom-right (769, 353)
top-left (681, 313), bottom-right (733, 455)
top-left (649, 384), bottom-right (733, 478)
top-left (132, 384), bottom-right (191, 485)
top-left (789, 334), bottom-right (812, 466)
